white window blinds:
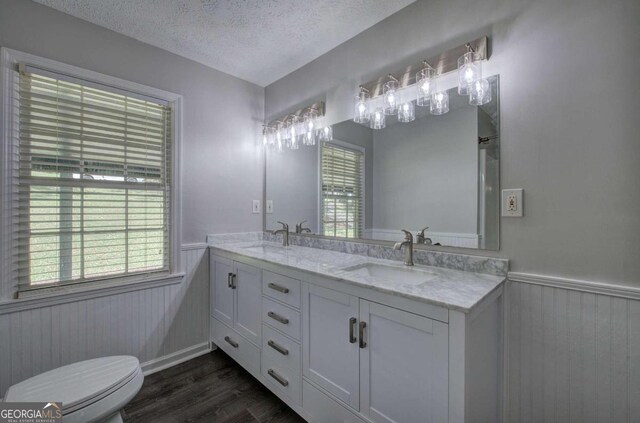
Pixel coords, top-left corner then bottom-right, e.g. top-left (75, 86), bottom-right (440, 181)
top-left (320, 142), bottom-right (364, 238)
top-left (16, 68), bottom-right (172, 289)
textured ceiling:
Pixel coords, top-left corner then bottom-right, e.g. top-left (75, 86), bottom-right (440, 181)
top-left (33, 0), bottom-right (416, 86)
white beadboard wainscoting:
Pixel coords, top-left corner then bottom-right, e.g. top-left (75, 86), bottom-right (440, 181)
top-left (0, 244), bottom-right (210, 394)
top-left (506, 273), bottom-right (640, 423)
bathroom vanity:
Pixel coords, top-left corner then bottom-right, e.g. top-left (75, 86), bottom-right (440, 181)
top-left (208, 237), bottom-right (505, 423)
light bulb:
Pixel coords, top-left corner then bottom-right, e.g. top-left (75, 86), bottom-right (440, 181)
top-left (416, 66), bottom-right (435, 107)
top-left (358, 103), bottom-right (366, 113)
top-left (383, 79), bottom-right (399, 115)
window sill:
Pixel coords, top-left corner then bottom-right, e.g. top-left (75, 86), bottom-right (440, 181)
top-left (0, 272), bottom-right (185, 315)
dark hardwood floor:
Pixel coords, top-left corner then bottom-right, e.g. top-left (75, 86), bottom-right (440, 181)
top-left (123, 349), bottom-right (305, 423)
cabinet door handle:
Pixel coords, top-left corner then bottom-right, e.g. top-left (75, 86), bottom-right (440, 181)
top-left (267, 311), bottom-right (289, 325)
top-left (359, 321), bottom-right (367, 349)
top-left (267, 339), bottom-right (289, 356)
top-left (231, 273), bottom-right (237, 289)
top-left (267, 369), bottom-right (289, 387)
top-left (349, 317), bottom-right (357, 343)
top-left (227, 272), bottom-right (233, 288)
top-left (268, 282), bottom-right (290, 294)
top-left (224, 336), bottom-right (239, 348)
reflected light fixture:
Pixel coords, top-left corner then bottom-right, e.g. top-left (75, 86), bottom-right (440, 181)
top-left (457, 44), bottom-right (482, 96)
top-left (383, 75), bottom-right (399, 115)
top-left (416, 61), bottom-right (435, 107)
top-left (354, 86), bottom-right (370, 123)
top-left (370, 107), bottom-right (386, 129)
top-left (303, 109), bottom-right (318, 146)
top-left (319, 125), bottom-right (333, 142)
top-left (469, 78), bottom-right (492, 106)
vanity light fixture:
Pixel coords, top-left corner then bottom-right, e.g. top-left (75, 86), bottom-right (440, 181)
top-left (371, 106), bottom-right (386, 129)
top-left (416, 61), bottom-right (435, 107)
top-left (430, 91), bottom-right (449, 115)
top-left (457, 44), bottom-right (482, 96)
top-left (383, 75), bottom-right (399, 115)
top-left (286, 115), bottom-right (300, 149)
top-left (397, 97), bottom-right (415, 123)
top-left (469, 78), bottom-right (492, 105)
top-left (354, 86), bottom-right (370, 123)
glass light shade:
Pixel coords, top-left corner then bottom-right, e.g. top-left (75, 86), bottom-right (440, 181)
top-left (303, 110), bottom-right (318, 146)
top-left (318, 125), bottom-right (333, 141)
top-left (285, 117), bottom-right (299, 149)
top-left (457, 51), bottom-right (482, 95)
top-left (397, 100), bottom-right (415, 123)
top-left (354, 91), bottom-right (370, 123)
top-left (383, 80), bottom-right (399, 115)
top-left (430, 91), bottom-right (449, 115)
top-left (275, 123), bottom-right (284, 152)
top-left (416, 67), bottom-right (435, 106)
top-left (263, 126), bottom-right (275, 148)
top-left (370, 107), bottom-right (386, 129)
top-left (469, 78), bottom-right (492, 106)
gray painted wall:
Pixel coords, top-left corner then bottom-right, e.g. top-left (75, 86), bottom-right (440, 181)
top-left (0, 0), bottom-right (264, 245)
top-left (372, 106), bottom-right (478, 234)
top-left (265, 0), bottom-right (640, 288)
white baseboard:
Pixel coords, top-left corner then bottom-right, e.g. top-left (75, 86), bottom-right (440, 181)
top-left (141, 342), bottom-right (211, 376)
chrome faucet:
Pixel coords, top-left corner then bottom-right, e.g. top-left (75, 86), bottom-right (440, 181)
top-left (295, 220), bottom-right (311, 234)
top-left (416, 227), bottom-right (429, 244)
top-left (273, 221), bottom-right (289, 246)
top-left (393, 229), bottom-right (414, 266)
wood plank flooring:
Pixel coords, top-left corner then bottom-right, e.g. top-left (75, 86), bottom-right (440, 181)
top-left (123, 349), bottom-right (305, 422)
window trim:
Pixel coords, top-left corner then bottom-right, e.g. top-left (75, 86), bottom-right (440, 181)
top-left (0, 47), bottom-right (183, 300)
top-left (317, 139), bottom-right (366, 238)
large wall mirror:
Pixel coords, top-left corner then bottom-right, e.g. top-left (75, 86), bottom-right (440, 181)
top-left (266, 75), bottom-right (500, 250)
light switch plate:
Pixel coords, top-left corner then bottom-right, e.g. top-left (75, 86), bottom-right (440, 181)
top-left (502, 189), bottom-right (523, 217)
top-left (266, 200), bottom-right (273, 214)
top-left (252, 200), bottom-right (261, 214)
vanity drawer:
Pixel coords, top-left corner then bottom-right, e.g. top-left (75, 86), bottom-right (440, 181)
top-left (262, 351), bottom-right (301, 405)
top-left (262, 324), bottom-right (301, 372)
top-left (262, 297), bottom-right (301, 341)
top-left (263, 271), bottom-right (301, 309)
top-left (303, 380), bottom-right (365, 423)
top-left (211, 318), bottom-right (260, 376)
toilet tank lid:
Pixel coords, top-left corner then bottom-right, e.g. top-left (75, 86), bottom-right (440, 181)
top-left (3, 356), bottom-right (140, 410)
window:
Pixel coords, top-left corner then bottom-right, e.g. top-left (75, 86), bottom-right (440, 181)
top-left (10, 62), bottom-right (175, 290)
top-left (320, 142), bottom-right (364, 238)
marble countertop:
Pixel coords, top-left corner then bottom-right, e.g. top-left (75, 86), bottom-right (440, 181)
top-left (208, 240), bottom-right (505, 313)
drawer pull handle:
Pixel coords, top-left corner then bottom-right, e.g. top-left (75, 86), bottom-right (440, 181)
top-left (359, 321), bottom-right (367, 349)
top-left (268, 369), bottom-right (289, 387)
top-left (268, 282), bottom-right (290, 294)
top-left (349, 317), bottom-right (357, 343)
top-left (268, 311), bottom-right (289, 325)
top-left (227, 273), bottom-right (236, 289)
top-left (224, 336), bottom-right (239, 348)
top-left (268, 339), bottom-right (289, 356)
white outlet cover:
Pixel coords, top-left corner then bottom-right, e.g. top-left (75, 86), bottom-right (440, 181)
top-left (502, 189), bottom-right (523, 217)
top-left (252, 200), bottom-right (261, 214)
top-left (266, 200), bottom-right (273, 214)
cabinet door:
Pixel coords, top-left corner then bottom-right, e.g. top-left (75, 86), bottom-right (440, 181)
top-left (211, 254), bottom-right (234, 327)
top-left (359, 300), bottom-right (448, 423)
top-left (303, 284), bottom-right (360, 410)
top-left (234, 262), bottom-right (262, 346)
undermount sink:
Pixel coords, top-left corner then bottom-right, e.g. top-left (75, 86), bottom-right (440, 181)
top-left (340, 262), bottom-right (436, 284)
top-left (240, 243), bottom-right (287, 254)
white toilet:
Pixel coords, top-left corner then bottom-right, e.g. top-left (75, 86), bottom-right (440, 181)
top-left (3, 356), bottom-right (143, 423)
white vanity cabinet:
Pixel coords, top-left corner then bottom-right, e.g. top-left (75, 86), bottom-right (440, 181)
top-left (302, 284), bottom-right (449, 423)
top-left (209, 249), bottom-right (503, 423)
top-left (210, 253), bottom-right (262, 346)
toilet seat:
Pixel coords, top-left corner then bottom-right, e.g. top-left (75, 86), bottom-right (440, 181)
top-left (4, 356), bottom-right (143, 422)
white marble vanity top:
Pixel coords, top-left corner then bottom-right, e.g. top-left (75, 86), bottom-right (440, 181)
top-left (208, 239), bottom-right (505, 313)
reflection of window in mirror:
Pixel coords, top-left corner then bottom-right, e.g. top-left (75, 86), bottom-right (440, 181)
top-left (320, 142), bottom-right (364, 238)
